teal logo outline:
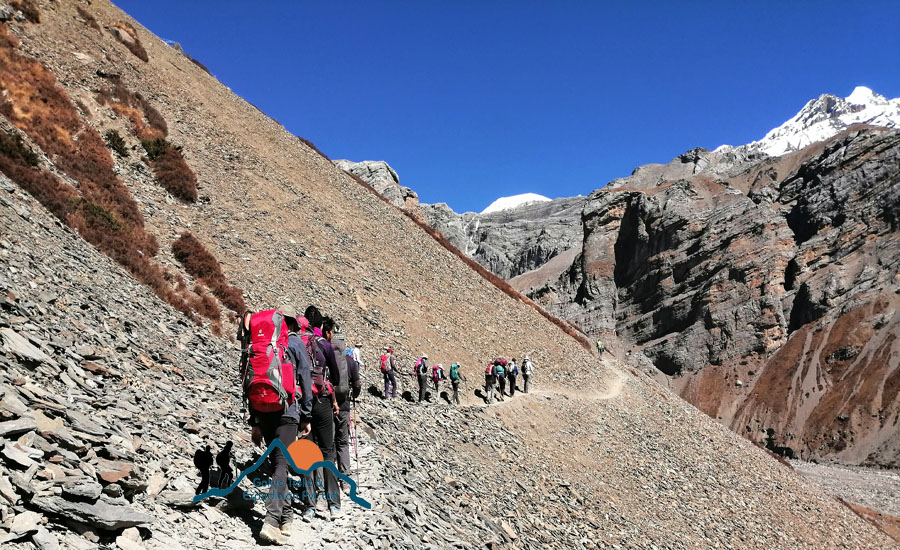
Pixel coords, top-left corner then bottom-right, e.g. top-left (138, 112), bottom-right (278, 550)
top-left (193, 439), bottom-right (371, 509)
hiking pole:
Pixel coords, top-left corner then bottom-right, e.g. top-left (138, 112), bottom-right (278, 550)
top-left (350, 398), bottom-right (360, 476)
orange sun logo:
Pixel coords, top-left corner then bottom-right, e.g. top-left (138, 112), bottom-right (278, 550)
top-left (287, 439), bottom-right (324, 470)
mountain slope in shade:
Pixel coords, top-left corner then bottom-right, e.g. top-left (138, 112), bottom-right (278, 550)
top-left (727, 86), bottom-right (900, 157)
top-left (480, 192), bottom-right (551, 214)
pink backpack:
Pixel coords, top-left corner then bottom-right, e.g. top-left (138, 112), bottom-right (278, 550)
top-left (243, 309), bottom-right (296, 413)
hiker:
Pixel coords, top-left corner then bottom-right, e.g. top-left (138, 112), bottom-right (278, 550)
top-left (241, 308), bottom-right (302, 544)
top-left (193, 444), bottom-right (213, 495)
top-left (432, 363), bottom-right (446, 393)
top-left (448, 363), bottom-right (464, 405)
top-left (597, 340), bottom-right (606, 355)
top-left (333, 336), bottom-right (362, 479)
top-left (415, 354), bottom-right (430, 402)
top-left (507, 358), bottom-right (518, 397)
top-left (522, 355), bottom-right (535, 393)
top-left (300, 307), bottom-right (342, 519)
top-left (381, 347), bottom-right (398, 399)
top-left (352, 343), bottom-right (364, 369)
top-left (495, 359), bottom-right (507, 400)
top-left (484, 362), bottom-right (496, 404)
top-left (216, 441), bottom-right (234, 489)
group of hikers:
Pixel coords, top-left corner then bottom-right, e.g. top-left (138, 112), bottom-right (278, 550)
top-left (377, 349), bottom-right (536, 405)
top-left (236, 305), bottom-right (362, 544)
top-left (231, 305), bottom-right (540, 544)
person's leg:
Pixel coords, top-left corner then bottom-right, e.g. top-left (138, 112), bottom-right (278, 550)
top-left (452, 381), bottom-right (459, 405)
top-left (312, 397), bottom-right (341, 509)
top-left (510, 375), bottom-right (516, 396)
top-left (259, 414), bottom-right (297, 528)
top-left (418, 378), bottom-right (426, 402)
top-left (524, 374), bottom-right (530, 393)
top-left (388, 371), bottom-right (397, 398)
top-left (334, 407), bottom-right (351, 473)
top-left (383, 373), bottom-right (389, 399)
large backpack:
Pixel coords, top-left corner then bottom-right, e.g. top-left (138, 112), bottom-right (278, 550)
top-left (306, 334), bottom-right (330, 395)
top-left (495, 364), bottom-right (506, 378)
top-left (380, 354), bottom-right (389, 373)
top-left (331, 332), bottom-right (351, 402)
top-left (509, 362), bottom-right (519, 376)
top-left (242, 309), bottom-right (296, 413)
top-left (432, 365), bottom-right (444, 382)
top-left (522, 358), bottom-right (533, 375)
top-left (449, 364), bottom-right (460, 381)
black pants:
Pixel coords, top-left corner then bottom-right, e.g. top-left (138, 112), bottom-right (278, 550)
top-left (508, 374), bottom-right (517, 396)
top-left (302, 396), bottom-right (340, 508)
top-left (418, 376), bottom-right (427, 402)
top-left (335, 404), bottom-right (351, 474)
top-left (523, 374), bottom-right (531, 393)
top-left (498, 376), bottom-right (506, 396)
top-left (383, 371), bottom-right (397, 398)
top-left (258, 413), bottom-right (299, 527)
top-left (451, 380), bottom-right (460, 405)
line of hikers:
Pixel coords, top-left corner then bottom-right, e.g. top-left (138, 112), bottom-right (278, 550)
top-left (236, 305), bottom-right (362, 545)
top-left (378, 349), bottom-right (536, 405)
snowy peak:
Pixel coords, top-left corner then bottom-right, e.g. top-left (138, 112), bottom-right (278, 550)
top-left (480, 193), bottom-right (551, 214)
top-left (750, 86), bottom-right (900, 156)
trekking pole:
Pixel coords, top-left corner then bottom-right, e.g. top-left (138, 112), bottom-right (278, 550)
top-left (350, 398), bottom-right (360, 475)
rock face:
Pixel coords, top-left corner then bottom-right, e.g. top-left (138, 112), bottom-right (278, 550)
top-left (333, 159), bottom-right (419, 208)
top-left (535, 128), bottom-right (900, 466)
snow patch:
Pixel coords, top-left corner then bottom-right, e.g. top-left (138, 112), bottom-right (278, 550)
top-left (480, 193), bottom-right (551, 215)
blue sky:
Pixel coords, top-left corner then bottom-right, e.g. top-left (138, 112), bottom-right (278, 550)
top-left (115, 1), bottom-right (900, 213)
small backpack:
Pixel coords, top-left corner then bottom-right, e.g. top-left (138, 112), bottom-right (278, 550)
top-left (449, 364), bottom-right (460, 381)
top-left (331, 333), bottom-right (351, 402)
top-left (242, 309), bottom-right (296, 413)
top-left (495, 364), bottom-right (505, 378)
top-left (380, 354), bottom-right (389, 373)
top-left (306, 335), bottom-right (330, 395)
top-left (432, 365), bottom-right (444, 382)
top-left (415, 358), bottom-right (428, 376)
top-left (485, 363), bottom-right (494, 377)
top-left (509, 362), bottom-right (518, 376)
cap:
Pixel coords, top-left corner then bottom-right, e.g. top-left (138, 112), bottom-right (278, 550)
top-left (422, 353), bottom-right (428, 359)
top-left (278, 304), bottom-right (298, 320)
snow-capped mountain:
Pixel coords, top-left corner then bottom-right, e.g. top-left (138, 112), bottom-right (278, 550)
top-left (480, 193), bottom-right (551, 214)
top-left (744, 86), bottom-right (900, 156)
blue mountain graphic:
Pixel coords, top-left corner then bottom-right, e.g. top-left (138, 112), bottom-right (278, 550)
top-left (193, 439), bottom-right (371, 509)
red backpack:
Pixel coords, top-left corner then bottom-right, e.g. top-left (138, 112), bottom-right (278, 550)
top-left (242, 309), bottom-right (296, 413)
top-left (380, 354), bottom-right (389, 373)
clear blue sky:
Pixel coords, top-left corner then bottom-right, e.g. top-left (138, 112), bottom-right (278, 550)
top-left (115, 1), bottom-right (900, 213)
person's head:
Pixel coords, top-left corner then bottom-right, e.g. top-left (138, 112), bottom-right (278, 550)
top-left (422, 353), bottom-right (428, 360)
top-left (279, 304), bottom-right (300, 332)
top-left (512, 358), bottom-right (517, 363)
top-left (387, 347), bottom-right (393, 355)
top-left (304, 305), bottom-right (323, 329)
top-left (321, 317), bottom-right (335, 341)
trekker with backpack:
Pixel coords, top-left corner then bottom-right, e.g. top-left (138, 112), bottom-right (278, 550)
top-left (415, 354), bottom-right (430, 402)
top-left (495, 359), bottom-right (507, 401)
top-left (300, 307), bottom-right (342, 519)
top-left (352, 343), bottom-right (364, 370)
top-left (381, 348), bottom-right (398, 399)
top-left (331, 325), bottom-right (361, 479)
top-left (448, 363), bottom-right (464, 405)
top-left (507, 358), bottom-right (519, 397)
top-left (238, 308), bottom-right (305, 544)
top-left (522, 355), bottom-right (535, 393)
top-left (432, 363), bottom-right (446, 393)
top-left (484, 362), bottom-right (496, 404)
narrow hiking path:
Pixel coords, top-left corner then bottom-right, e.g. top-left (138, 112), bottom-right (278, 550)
top-left (476, 362), bottom-right (628, 408)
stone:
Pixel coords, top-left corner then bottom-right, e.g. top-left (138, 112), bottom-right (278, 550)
top-left (1, 328), bottom-right (51, 365)
top-left (2, 442), bottom-right (37, 469)
top-left (96, 459), bottom-right (134, 483)
top-left (8, 510), bottom-right (42, 536)
top-left (0, 416), bottom-right (37, 437)
top-left (62, 477), bottom-right (103, 501)
top-left (30, 495), bottom-right (154, 530)
top-left (31, 527), bottom-right (60, 550)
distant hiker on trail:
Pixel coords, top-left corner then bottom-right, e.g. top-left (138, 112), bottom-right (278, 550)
top-left (301, 310), bottom-right (342, 518)
top-left (432, 363), bottom-right (446, 393)
top-left (415, 354), bottom-right (430, 402)
top-left (522, 355), bottom-right (535, 393)
top-left (352, 343), bottom-right (364, 369)
top-left (381, 348), bottom-right (398, 399)
top-left (334, 335), bottom-right (362, 480)
top-left (507, 358), bottom-right (519, 397)
top-left (495, 359), bottom-right (507, 400)
top-left (193, 444), bottom-right (213, 495)
top-left (596, 341), bottom-right (606, 355)
top-left (484, 362), bottom-right (496, 404)
top-left (216, 441), bottom-right (234, 489)
top-left (240, 308), bottom-right (302, 544)
top-left (449, 363), bottom-right (464, 405)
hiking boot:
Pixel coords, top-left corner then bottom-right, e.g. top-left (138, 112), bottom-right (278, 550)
top-left (329, 504), bottom-right (342, 519)
top-left (279, 522), bottom-right (293, 536)
top-left (259, 523), bottom-right (288, 545)
top-left (301, 508), bottom-right (316, 523)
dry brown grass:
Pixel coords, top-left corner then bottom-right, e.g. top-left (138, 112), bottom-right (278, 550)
top-left (0, 24), bottom-right (216, 324)
top-left (96, 80), bottom-right (167, 140)
top-left (342, 169), bottom-right (593, 351)
top-left (111, 21), bottom-right (148, 62)
top-left (172, 232), bottom-right (246, 313)
top-left (75, 6), bottom-right (101, 32)
top-left (297, 136), bottom-right (330, 161)
top-left (151, 147), bottom-right (198, 202)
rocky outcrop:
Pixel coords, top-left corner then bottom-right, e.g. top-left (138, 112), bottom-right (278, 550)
top-left (333, 159), bottom-right (419, 208)
top-left (535, 128), bottom-right (900, 466)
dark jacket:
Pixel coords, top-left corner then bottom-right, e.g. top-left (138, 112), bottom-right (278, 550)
top-left (287, 332), bottom-right (313, 422)
top-left (314, 337), bottom-right (339, 396)
top-left (339, 357), bottom-right (362, 411)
